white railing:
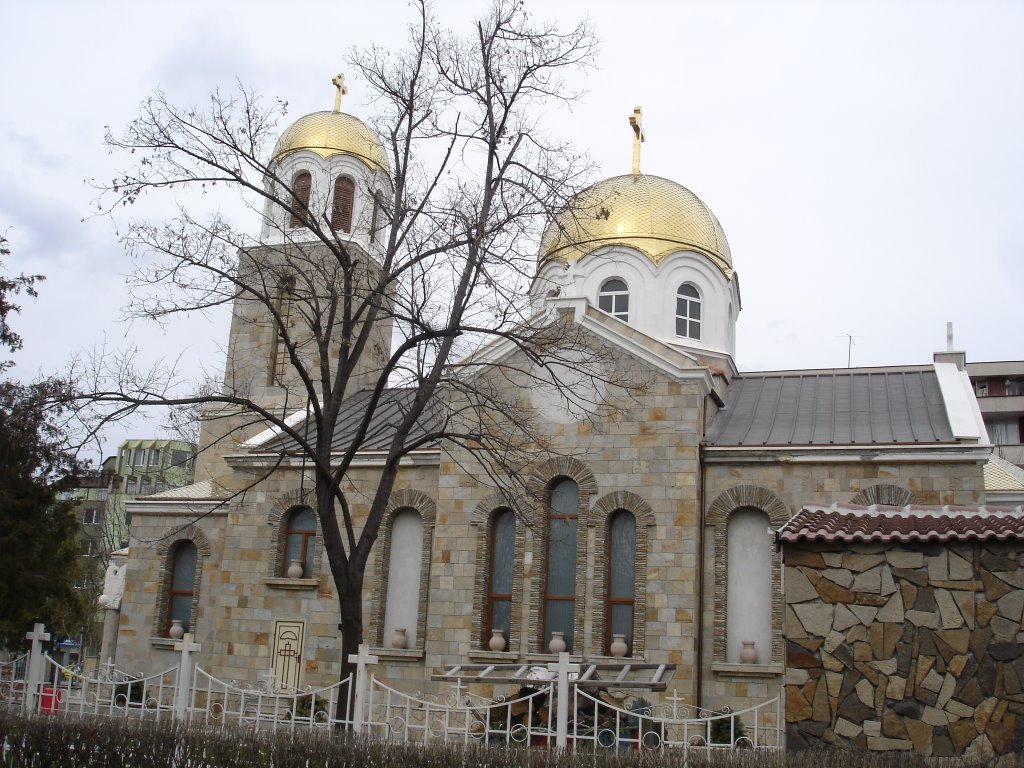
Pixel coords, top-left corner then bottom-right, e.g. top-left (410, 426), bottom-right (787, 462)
top-left (3, 624), bottom-right (782, 753)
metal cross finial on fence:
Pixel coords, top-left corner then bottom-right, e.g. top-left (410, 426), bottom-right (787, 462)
top-left (173, 633), bottom-right (201, 721)
top-left (24, 623), bottom-right (50, 711)
top-left (666, 689), bottom-right (687, 720)
top-left (547, 652), bottom-right (580, 751)
top-left (348, 643), bottom-right (379, 733)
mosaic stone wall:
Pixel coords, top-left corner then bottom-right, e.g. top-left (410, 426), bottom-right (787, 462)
top-left (784, 540), bottom-right (1024, 758)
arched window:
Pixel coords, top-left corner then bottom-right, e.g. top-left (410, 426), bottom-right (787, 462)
top-left (726, 509), bottom-right (772, 663)
top-left (289, 171), bottom-right (312, 229)
top-left (598, 278), bottom-right (629, 322)
top-left (331, 176), bottom-right (355, 233)
top-left (167, 541), bottom-right (197, 635)
top-left (484, 509), bottom-right (515, 649)
top-left (543, 479), bottom-right (579, 653)
top-left (284, 507), bottom-right (317, 578)
top-left (676, 283), bottom-right (701, 340)
top-left (382, 509), bottom-right (424, 648)
top-left (268, 275), bottom-right (296, 386)
top-left (605, 510), bottom-right (636, 655)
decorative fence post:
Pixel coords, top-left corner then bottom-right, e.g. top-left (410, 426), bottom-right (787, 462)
top-left (348, 643), bottom-right (378, 734)
top-left (24, 623), bottom-right (50, 713)
top-left (172, 633), bottom-right (200, 721)
top-left (547, 651), bottom-right (579, 751)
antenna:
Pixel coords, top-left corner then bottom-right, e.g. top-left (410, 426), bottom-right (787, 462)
top-left (837, 333), bottom-right (861, 368)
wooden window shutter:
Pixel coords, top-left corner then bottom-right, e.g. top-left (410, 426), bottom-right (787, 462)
top-left (332, 177), bottom-right (355, 233)
top-left (288, 172), bottom-right (312, 229)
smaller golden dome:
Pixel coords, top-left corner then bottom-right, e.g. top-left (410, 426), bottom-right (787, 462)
top-left (272, 111), bottom-right (390, 173)
top-left (540, 174), bottom-right (732, 277)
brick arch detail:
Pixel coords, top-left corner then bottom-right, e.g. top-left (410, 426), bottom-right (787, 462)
top-left (850, 484), bottom-right (916, 507)
top-left (706, 485), bottom-right (790, 664)
top-left (152, 524), bottom-right (211, 639)
top-left (370, 489), bottom-right (437, 651)
top-left (591, 491), bottom-right (654, 659)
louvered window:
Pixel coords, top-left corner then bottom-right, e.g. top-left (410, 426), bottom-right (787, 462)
top-left (332, 176), bottom-right (355, 233)
top-left (288, 172), bottom-right (312, 229)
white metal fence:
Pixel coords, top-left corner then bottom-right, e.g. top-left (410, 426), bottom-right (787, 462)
top-left (1, 623), bottom-right (781, 754)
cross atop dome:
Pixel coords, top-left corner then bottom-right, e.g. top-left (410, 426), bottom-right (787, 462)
top-left (629, 106), bottom-right (645, 175)
top-left (332, 73), bottom-right (349, 112)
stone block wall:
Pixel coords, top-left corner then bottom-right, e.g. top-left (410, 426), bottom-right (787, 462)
top-left (784, 540), bottom-right (1024, 758)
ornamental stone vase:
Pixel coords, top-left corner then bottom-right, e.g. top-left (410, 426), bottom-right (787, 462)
top-left (287, 560), bottom-right (304, 579)
top-left (168, 619), bottom-right (185, 640)
top-left (739, 640), bottom-right (758, 664)
top-left (548, 631), bottom-right (566, 654)
top-left (392, 627), bottom-right (409, 649)
top-left (489, 629), bottom-right (507, 652)
top-left (609, 634), bottom-right (628, 658)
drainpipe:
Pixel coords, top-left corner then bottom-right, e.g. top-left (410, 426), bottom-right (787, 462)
top-left (695, 405), bottom-right (707, 710)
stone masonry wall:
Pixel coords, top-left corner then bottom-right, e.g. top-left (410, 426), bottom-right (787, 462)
top-left (784, 540), bottom-right (1024, 758)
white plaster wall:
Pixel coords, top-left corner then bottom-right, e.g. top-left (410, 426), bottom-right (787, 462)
top-left (532, 246), bottom-right (740, 360)
top-left (383, 510), bottom-right (424, 646)
top-left (725, 509), bottom-right (773, 663)
top-left (259, 151), bottom-right (392, 263)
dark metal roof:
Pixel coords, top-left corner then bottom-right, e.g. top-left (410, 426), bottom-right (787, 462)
top-left (779, 504), bottom-right (1024, 544)
top-left (258, 389), bottom-right (440, 453)
top-left (704, 370), bottom-right (954, 447)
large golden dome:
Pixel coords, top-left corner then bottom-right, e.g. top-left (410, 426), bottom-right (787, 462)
top-left (272, 110), bottom-right (390, 173)
top-left (539, 174), bottom-right (732, 277)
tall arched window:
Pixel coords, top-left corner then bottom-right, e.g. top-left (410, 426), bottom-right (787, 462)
top-left (289, 171), bottom-right (312, 229)
top-left (284, 507), bottom-right (317, 578)
top-left (383, 509), bottom-right (424, 648)
top-left (676, 283), bottom-right (701, 340)
top-left (331, 176), bottom-right (355, 232)
top-left (268, 275), bottom-right (296, 386)
top-left (484, 508), bottom-right (515, 649)
top-left (167, 541), bottom-right (197, 635)
top-left (726, 509), bottom-right (772, 663)
top-left (606, 510), bottom-right (636, 655)
top-left (598, 278), bottom-right (629, 322)
top-left (543, 479), bottom-right (579, 653)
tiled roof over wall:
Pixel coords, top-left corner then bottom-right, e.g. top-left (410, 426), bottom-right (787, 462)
top-left (258, 389), bottom-right (441, 453)
top-left (705, 370), bottom-right (955, 446)
top-left (779, 503), bottom-right (1024, 544)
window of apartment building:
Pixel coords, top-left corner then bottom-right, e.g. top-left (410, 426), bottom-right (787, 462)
top-left (83, 509), bottom-right (101, 525)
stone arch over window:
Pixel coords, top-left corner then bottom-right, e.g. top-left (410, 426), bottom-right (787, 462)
top-left (288, 171), bottom-right (312, 229)
top-left (706, 485), bottom-right (789, 664)
top-left (267, 500), bottom-right (322, 579)
top-left (527, 457), bottom-right (597, 654)
top-left (153, 524), bottom-right (211, 639)
top-left (598, 277), bottom-right (629, 322)
top-left (371, 489), bottom-right (436, 652)
top-left (676, 282), bottom-right (701, 340)
top-left (850, 484), bottom-right (915, 507)
top-left (470, 492), bottom-right (526, 654)
top-left (592, 491), bottom-right (655, 658)
top-left (331, 176), bottom-right (355, 233)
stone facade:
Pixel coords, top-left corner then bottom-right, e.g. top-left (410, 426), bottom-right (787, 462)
top-left (784, 539), bottom-right (1024, 758)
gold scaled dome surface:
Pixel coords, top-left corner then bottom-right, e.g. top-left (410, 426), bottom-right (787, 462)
top-left (540, 174), bottom-right (732, 277)
top-left (272, 111), bottom-right (390, 173)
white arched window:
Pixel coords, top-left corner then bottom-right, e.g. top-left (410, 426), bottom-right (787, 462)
top-left (676, 283), bottom-right (701, 340)
top-left (726, 509), bottom-right (772, 663)
top-left (598, 278), bottom-right (629, 322)
top-left (383, 509), bottom-right (424, 647)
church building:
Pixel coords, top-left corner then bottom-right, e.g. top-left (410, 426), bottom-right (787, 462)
top-left (111, 85), bottom-right (1010, 740)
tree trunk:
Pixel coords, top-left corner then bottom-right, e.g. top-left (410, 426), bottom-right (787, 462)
top-left (335, 568), bottom-right (364, 724)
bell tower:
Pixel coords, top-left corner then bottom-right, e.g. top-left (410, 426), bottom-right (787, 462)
top-left (195, 76), bottom-right (394, 486)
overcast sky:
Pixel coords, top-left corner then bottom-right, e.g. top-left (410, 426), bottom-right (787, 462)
top-left (2, 0), bottom-right (1022, 459)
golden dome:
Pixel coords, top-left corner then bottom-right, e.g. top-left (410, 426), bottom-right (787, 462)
top-left (539, 174), bottom-right (732, 277)
top-left (272, 111), bottom-right (390, 173)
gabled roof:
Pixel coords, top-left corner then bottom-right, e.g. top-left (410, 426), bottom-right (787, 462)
top-left (984, 455), bottom-right (1024, 493)
top-left (256, 388), bottom-right (441, 453)
top-left (705, 369), bottom-right (954, 446)
top-left (779, 503), bottom-right (1024, 544)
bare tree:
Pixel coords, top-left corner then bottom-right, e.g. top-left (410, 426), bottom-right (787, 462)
top-left (76, 0), bottom-right (606, 694)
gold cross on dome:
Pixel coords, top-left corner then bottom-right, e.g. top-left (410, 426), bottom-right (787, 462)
top-left (629, 106), bottom-right (645, 174)
top-left (332, 73), bottom-right (349, 112)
